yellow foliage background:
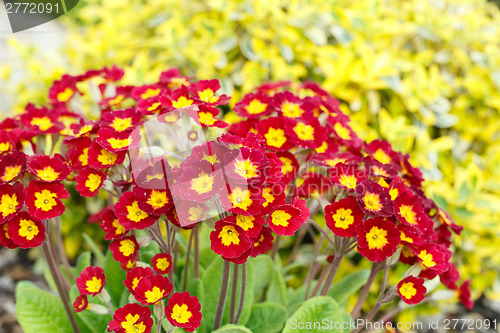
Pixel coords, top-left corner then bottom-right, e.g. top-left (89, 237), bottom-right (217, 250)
top-left (1, 0), bottom-right (500, 301)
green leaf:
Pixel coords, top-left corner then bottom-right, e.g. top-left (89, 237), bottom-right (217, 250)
top-left (213, 324), bottom-right (253, 333)
top-left (16, 281), bottom-right (72, 333)
top-left (82, 233), bottom-right (106, 265)
top-left (103, 250), bottom-right (126, 306)
top-left (282, 296), bottom-right (343, 333)
top-left (69, 286), bottom-right (112, 333)
top-left (266, 268), bottom-right (287, 305)
top-left (328, 269), bottom-right (370, 305)
top-left (75, 251), bottom-right (92, 277)
top-left (250, 255), bottom-right (273, 301)
top-left (246, 302), bottom-right (287, 333)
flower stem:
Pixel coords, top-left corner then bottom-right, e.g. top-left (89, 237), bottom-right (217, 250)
top-left (213, 260), bottom-right (231, 331)
top-left (41, 231), bottom-right (81, 333)
top-left (229, 263), bottom-right (239, 323)
top-left (319, 253), bottom-right (343, 296)
top-left (234, 263), bottom-right (247, 324)
top-left (193, 225), bottom-right (199, 279)
top-left (54, 217), bottom-right (74, 282)
top-left (182, 229), bottom-right (194, 290)
top-left (350, 262), bottom-right (383, 319)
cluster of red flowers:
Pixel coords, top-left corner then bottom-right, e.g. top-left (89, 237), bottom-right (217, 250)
top-left (0, 65), bottom-right (472, 333)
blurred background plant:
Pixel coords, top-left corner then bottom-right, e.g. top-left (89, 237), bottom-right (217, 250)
top-left (1, 0), bottom-right (500, 312)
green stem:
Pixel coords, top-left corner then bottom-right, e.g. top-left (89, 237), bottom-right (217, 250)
top-left (213, 260), bottom-right (231, 331)
top-left (350, 263), bottom-right (383, 319)
top-left (229, 263), bottom-right (239, 323)
top-left (234, 263), bottom-right (247, 324)
top-left (193, 225), bottom-right (199, 279)
top-left (42, 228), bottom-right (81, 333)
top-left (182, 229), bottom-right (194, 290)
top-left (319, 253), bottom-right (343, 296)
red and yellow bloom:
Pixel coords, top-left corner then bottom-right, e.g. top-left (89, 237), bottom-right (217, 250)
top-left (114, 192), bottom-right (158, 230)
top-left (266, 204), bottom-right (304, 236)
top-left (124, 267), bottom-right (155, 294)
top-left (356, 218), bottom-right (400, 262)
top-left (0, 151), bottom-right (26, 184)
top-left (75, 266), bottom-right (106, 296)
top-left (151, 252), bottom-right (173, 275)
top-left (25, 181), bottom-right (69, 220)
top-left (27, 154), bottom-right (71, 182)
top-left (0, 183), bottom-right (24, 223)
top-left (7, 211), bottom-right (45, 248)
top-left (108, 303), bottom-right (153, 333)
top-left (397, 276), bottom-right (426, 305)
top-left (73, 295), bottom-right (89, 313)
top-left (134, 274), bottom-right (173, 305)
top-left (355, 181), bottom-right (393, 217)
top-left (210, 218), bottom-right (252, 259)
top-left (75, 167), bottom-right (106, 197)
top-left (325, 196), bottom-right (364, 237)
top-left (165, 291), bottom-right (202, 332)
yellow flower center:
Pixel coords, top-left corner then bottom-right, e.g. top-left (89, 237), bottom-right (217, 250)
top-left (1, 165), bottom-right (21, 182)
top-left (85, 277), bottom-right (102, 293)
top-left (85, 173), bottom-right (102, 192)
top-left (400, 231), bottom-right (413, 243)
top-left (147, 102), bottom-right (161, 112)
top-left (122, 314), bottom-right (146, 333)
top-left (190, 172), bottom-right (214, 195)
top-left (112, 219), bottom-right (126, 235)
top-left (417, 250), bottom-right (436, 268)
top-left (315, 141), bottom-right (328, 153)
top-left (389, 188), bottom-right (399, 201)
top-left (325, 158), bottom-right (345, 167)
top-left (156, 257), bottom-right (170, 271)
top-left (366, 226), bottom-right (388, 249)
top-left (333, 123), bottom-right (351, 140)
top-left (141, 88), bottom-right (160, 99)
top-left (0, 194), bottom-right (18, 217)
top-left (0, 142), bottom-right (11, 153)
top-left (36, 166), bottom-right (61, 181)
top-left (188, 205), bottom-right (205, 222)
top-left (108, 95), bottom-right (124, 106)
top-left (119, 239), bottom-right (136, 257)
top-left (262, 188), bottom-right (275, 208)
top-left (293, 122), bottom-right (314, 141)
top-left (111, 117), bottom-right (132, 132)
top-left (171, 303), bottom-right (193, 324)
top-left (97, 149), bottom-right (118, 166)
top-left (271, 210), bottom-right (291, 227)
top-left (144, 286), bottom-right (165, 304)
top-left (247, 99), bottom-right (267, 114)
top-left (219, 225), bottom-right (240, 246)
top-left (332, 208), bottom-right (353, 229)
top-left (147, 190), bottom-right (169, 209)
top-left (199, 112), bottom-right (216, 125)
top-left (399, 282), bottom-right (417, 299)
top-left (126, 201), bottom-right (149, 223)
top-left (57, 87), bottom-right (73, 102)
top-left (172, 96), bottom-right (193, 109)
top-left (107, 138), bottom-right (131, 150)
top-left (79, 148), bottom-right (89, 166)
top-left (373, 149), bottom-right (391, 164)
top-left (229, 187), bottom-right (252, 210)
top-left (34, 190), bottom-right (58, 211)
top-left (198, 89), bottom-right (218, 103)
top-left (30, 117), bottom-right (53, 131)
top-left (279, 157), bottom-right (294, 174)
top-left (363, 192), bottom-right (382, 212)
top-left (339, 175), bottom-right (357, 189)
top-left (236, 215), bottom-right (255, 231)
top-left (18, 218), bottom-right (38, 240)
top-left (399, 205), bottom-right (417, 225)
top-left (234, 160), bottom-right (258, 179)
top-left (264, 128), bottom-right (286, 148)
top-left (282, 101), bottom-right (303, 118)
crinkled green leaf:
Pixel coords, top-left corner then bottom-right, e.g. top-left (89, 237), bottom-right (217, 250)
top-left (246, 302), bottom-right (287, 333)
